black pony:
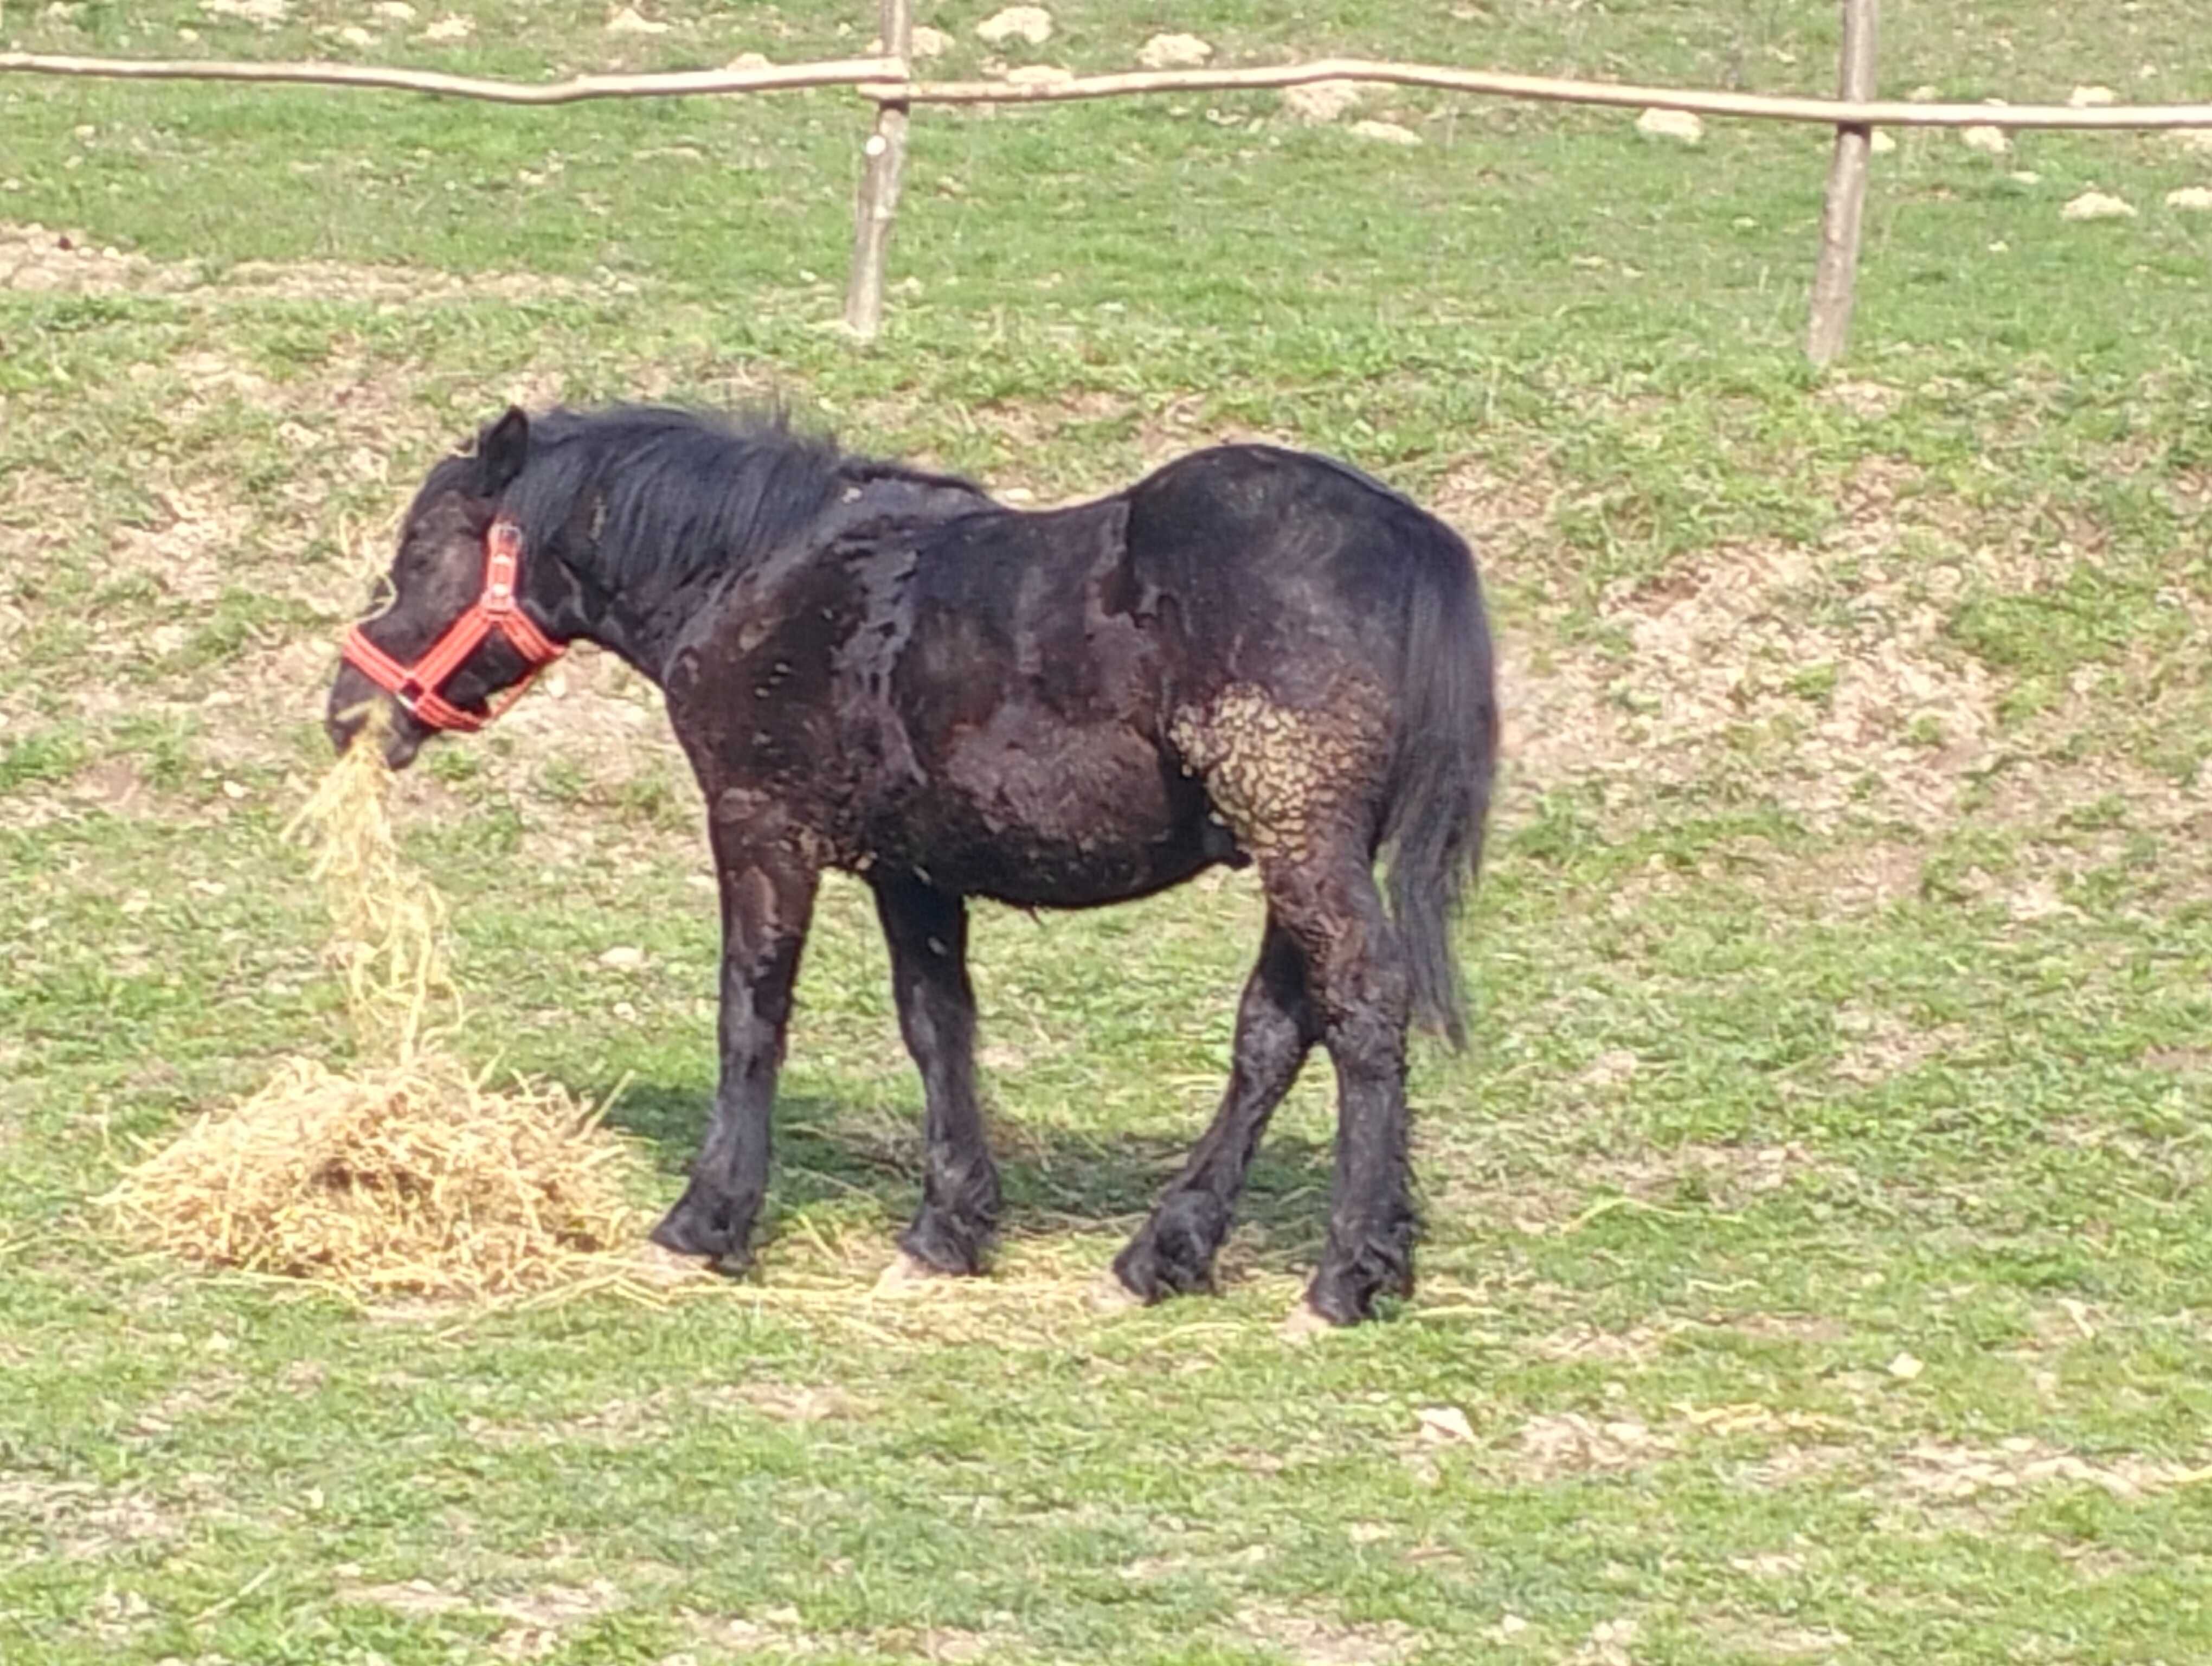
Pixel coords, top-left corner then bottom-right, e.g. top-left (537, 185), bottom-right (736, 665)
top-left (327, 406), bottom-right (1497, 1325)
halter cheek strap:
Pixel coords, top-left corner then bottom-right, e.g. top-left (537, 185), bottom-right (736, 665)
top-left (340, 519), bottom-right (566, 733)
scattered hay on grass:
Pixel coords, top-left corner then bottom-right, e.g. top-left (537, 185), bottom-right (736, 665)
top-left (106, 1053), bottom-right (644, 1300)
top-left (106, 708), bottom-right (666, 1304)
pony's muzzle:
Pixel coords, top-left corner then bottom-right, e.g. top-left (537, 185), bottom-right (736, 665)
top-left (325, 668), bottom-right (427, 769)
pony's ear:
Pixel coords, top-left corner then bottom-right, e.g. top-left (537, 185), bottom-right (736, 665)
top-left (477, 406), bottom-right (531, 495)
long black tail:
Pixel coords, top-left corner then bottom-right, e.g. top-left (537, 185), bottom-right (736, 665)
top-left (1379, 518), bottom-right (1498, 1049)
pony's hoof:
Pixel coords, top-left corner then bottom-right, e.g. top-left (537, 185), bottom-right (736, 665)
top-left (1111, 1228), bottom-right (1214, 1304)
top-left (648, 1193), bottom-right (751, 1267)
top-left (896, 1209), bottom-right (993, 1277)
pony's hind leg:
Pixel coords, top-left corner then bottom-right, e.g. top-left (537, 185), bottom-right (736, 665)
top-left (1170, 680), bottom-right (1413, 1324)
top-left (1115, 920), bottom-right (1319, 1301)
top-left (872, 874), bottom-right (1001, 1274)
top-left (1262, 848), bottom-right (1416, 1325)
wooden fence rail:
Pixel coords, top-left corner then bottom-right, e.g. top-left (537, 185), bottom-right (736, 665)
top-left (6, 3), bottom-right (2209, 356)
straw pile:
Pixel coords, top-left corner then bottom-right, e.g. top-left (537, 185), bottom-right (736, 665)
top-left (107, 712), bottom-right (652, 1301)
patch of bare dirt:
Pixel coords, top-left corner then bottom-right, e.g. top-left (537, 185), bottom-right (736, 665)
top-left (1830, 1005), bottom-right (1967, 1085)
top-left (693, 1381), bottom-right (871, 1422)
top-left (1751, 838), bottom-right (1927, 914)
top-left (1886, 1438), bottom-right (2212, 1503)
top-left (1233, 1603), bottom-right (1418, 1666)
top-left (1512, 1411), bottom-right (1677, 1478)
top-left (1496, 453), bottom-right (2212, 858)
top-left (341, 1577), bottom-right (623, 1658)
top-left (339, 1578), bottom-right (473, 1617)
top-left (1134, 393), bottom-right (1303, 473)
top-left (468, 1378), bottom-right (871, 1451)
top-left (107, 486), bottom-right (256, 610)
top-left (1501, 1400), bottom-right (1864, 1488)
top-left (1723, 1312), bottom-right (1850, 1345)
top-left (1818, 377), bottom-right (1906, 420)
top-left (1433, 1136), bottom-right (1840, 1242)
top-left (1701, 1617), bottom-right (1854, 1658)
top-left (1527, 1319), bottom-right (1684, 1364)
top-left (487, 1580), bottom-right (624, 1661)
top-left (1, 220), bottom-right (600, 303)
top-left (681, 1610), bottom-right (1005, 1661)
top-left (124, 1369), bottom-right (246, 1439)
top-left (0, 1475), bottom-right (184, 1560)
top-left (2145, 1046), bottom-right (2211, 1076)
top-left (1434, 452), bottom-right (1567, 579)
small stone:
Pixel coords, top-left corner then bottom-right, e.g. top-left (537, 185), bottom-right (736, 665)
top-left (1137, 31), bottom-right (1211, 69)
top-left (597, 945), bottom-right (646, 970)
top-left (975, 5), bottom-right (1051, 47)
top-left (726, 50), bottom-right (770, 69)
top-left (420, 14), bottom-right (471, 39)
top-left (2068, 85), bottom-right (2118, 107)
top-left (1281, 79), bottom-right (1361, 124)
top-left (1349, 119), bottom-right (1422, 147)
top-left (1869, 130), bottom-right (1896, 154)
top-left (1417, 1405), bottom-right (1477, 1443)
top-left (200, 0), bottom-right (290, 23)
top-left (603, 5), bottom-right (666, 35)
top-left (337, 24), bottom-right (371, 46)
top-left (2165, 186), bottom-right (2212, 211)
top-left (1961, 124), bottom-right (2009, 155)
top-left (1635, 106), bottom-right (1703, 143)
top-left (908, 24), bottom-right (950, 59)
top-left (2061, 189), bottom-right (2136, 221)
top-left (2010, 170), bottom-right (2041, 184)
top-left (370, 0), bottom-right (414, 17)
top-left (1888, 1351), bottom-right (1925, 1381)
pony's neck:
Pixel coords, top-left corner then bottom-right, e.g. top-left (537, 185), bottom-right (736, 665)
top-left (545, 550), bottom-right (708, 689)
top-left (530, 460), bottom-right (988, 686)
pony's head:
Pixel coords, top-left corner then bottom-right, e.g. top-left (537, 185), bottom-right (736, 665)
top-left (326, 407), bottom-right (565, 767)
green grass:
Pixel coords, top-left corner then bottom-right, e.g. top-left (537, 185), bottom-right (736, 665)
top-left (5, 0), bottom-right (2212, 1661)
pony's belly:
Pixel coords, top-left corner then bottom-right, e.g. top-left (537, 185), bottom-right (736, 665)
top-left (873, 721), bottom-right (1233, 906)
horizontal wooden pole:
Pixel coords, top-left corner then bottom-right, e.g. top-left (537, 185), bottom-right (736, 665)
top-left (0, 52), bottom-right (902, 104)
top-left (879, 60), bottom-right (2212, 131)
top-left (5, 49), bottom-right (2212, 131)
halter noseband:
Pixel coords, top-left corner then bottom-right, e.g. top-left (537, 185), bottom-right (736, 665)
top-left (340, 518), bottom-right (566, 733)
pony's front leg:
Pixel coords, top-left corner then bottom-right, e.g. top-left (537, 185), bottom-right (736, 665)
top-left (872, 874), bottom-right (1000, 1273)
top-left (650, 833), bottom-right (820, 1268)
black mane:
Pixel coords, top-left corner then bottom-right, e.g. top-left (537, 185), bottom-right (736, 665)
top-left (484, 405), bottom-right (975, 596)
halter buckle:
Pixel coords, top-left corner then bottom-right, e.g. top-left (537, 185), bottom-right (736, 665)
top-left (481, 520), bottom-right (524, 614)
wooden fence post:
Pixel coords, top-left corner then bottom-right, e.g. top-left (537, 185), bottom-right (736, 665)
top-left (843, 0), bottom-right (912, 340)
top-left (1806, 0), bottom-right (1879, 366)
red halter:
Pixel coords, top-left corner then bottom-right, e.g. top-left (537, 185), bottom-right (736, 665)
top-left (340, 519), bottom-right (566, 733)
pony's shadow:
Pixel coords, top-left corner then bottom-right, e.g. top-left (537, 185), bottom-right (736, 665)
top-left (607, 1082), bottom-right (1333, 1272)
